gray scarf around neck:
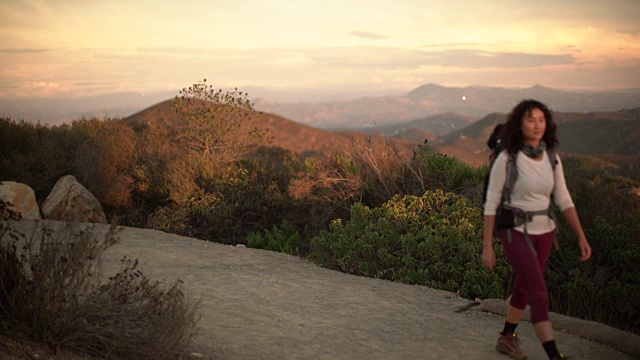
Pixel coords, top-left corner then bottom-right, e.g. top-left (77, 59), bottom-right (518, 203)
top-left (522, 140), bottom-right (547, 159)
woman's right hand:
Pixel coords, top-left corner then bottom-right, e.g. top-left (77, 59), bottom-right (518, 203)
top-left (482, 245), bottom-right (496, 270)
top-left (482, 216), bottom-right (497, 270)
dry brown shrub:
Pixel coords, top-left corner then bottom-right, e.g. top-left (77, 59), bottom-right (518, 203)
top-left (347, 134), bottom-right (424, 205)
top-left (0, 206), bottom-right (200, 359)
top-left (286, 134), bottom-right (427, 235)
top-left (162, 153), bottom-right (222, 206)
top-left (288, 154), bottom-right (363, 212)
top-left (72, 119), bottom-right (137, 209)
top-left (288, 134), bottom-right (425, 214)
top-left (170, 79), bottom-right (266, 162)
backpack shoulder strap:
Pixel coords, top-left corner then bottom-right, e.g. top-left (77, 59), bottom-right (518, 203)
top-left (502, 151), bottom-right (518, 204)
top-left (546, 149), bottom-right (558, 198)
top-left (547, 149), bottom-right (558, 172)
top-left (545, 148), bottom-right (561, 250)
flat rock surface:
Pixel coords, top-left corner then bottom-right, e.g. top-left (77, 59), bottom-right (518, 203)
top-left (3, 220), bottom-right (639, 360)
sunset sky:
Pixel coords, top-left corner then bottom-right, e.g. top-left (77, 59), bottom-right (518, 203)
top-left (1, 0), bottom-right (639, 102)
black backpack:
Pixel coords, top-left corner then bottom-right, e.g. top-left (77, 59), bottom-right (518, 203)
top-left (481, 124), bottom-right (504, 206)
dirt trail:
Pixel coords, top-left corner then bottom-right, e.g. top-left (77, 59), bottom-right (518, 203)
top-left (5, 221), bottom-right (640, 360)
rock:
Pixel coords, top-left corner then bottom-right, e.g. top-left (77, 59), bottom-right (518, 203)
top-left (0, 181), bottom-right (42, 220)
top-left (41, 175), bottom-right (107, 223)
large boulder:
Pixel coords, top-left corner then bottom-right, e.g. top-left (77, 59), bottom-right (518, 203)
top-left (41, 175), bottom-right (107, 223)
top-left (0, 181), bottom-right (42, 220)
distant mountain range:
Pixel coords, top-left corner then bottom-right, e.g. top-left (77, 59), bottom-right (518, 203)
top-left (2, 84), bottom-right (639, 129)
top-left (346, 112), bottom-right (476, 142)
top-left (124, 97), bottom-right (640, 169)
top-left (254, 84), bottom-right (640, 129)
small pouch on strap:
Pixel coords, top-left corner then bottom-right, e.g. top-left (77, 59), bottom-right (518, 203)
top-left (496, 206), bottom-right (514, 230)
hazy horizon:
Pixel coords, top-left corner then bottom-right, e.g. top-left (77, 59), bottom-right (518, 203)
top-left (2, 82), bottom-right (639, 125)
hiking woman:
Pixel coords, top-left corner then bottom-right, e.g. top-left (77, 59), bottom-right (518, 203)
top-left (481, 99), bottom-right (592, 360)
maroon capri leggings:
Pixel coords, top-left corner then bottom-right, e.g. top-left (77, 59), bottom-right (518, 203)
top-left (500, 229), bottom-right (555, 324)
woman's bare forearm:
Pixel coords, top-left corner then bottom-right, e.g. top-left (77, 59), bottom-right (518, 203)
top-left (562, 206), bottom-right (586, 241)
top-left (484, 215), bottom-right (496, 247)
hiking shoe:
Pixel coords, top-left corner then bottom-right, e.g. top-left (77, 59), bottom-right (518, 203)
top-left (496, 332), bottom-right (527, 360)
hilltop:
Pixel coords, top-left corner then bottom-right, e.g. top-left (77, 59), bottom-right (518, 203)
top-left (124, 99), bottom-right (421, 158)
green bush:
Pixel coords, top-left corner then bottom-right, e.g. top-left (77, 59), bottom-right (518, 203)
top-left (247, 219), bottom-right (302, 256)
top-left (0, 118), bottom-right (79, 200)
top-left (309, 189), bottom-right (511, 300)
top-left (550, 216), bottom-right (640, 333)
top-left (147, 165), bottom-right (282, 245)
top-left (562, 157), bottom-right (640, 227)
top-left (410, 147), bottom-right (486, 205)
top-left (547, 155), bottom-right (640, 334)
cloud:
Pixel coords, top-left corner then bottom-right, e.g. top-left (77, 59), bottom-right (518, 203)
top-left (432, 50), bottom-right (575, 68)
top-left (565, 45), bottom-right (582, 53)
top-left (0, 42), bottom-right (630, 100)
top-left (0, 48), bottom-right (51, 54)
top-left (136, 47), bottom-right (215, 55)
top-left (421, 43), bottom-right (487, 49)
top-left (301, 47), bottom-right (574, 69)
top-left (350, 31), bottom-right (389, 40)
top-left (71, 46), bottom-right (580, 87)
top-left (510, 0), bottom-right (640, 35)
top-left (73, 81), bottom-right (119, 87)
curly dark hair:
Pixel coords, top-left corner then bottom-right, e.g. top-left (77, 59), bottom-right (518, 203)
top-left (500, 99), bottom-right (558, 154)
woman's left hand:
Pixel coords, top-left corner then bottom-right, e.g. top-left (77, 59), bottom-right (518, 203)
top-left (579, 237), bottom-right (592, 261)
top-left (561, 207), bottom-right (592, 261)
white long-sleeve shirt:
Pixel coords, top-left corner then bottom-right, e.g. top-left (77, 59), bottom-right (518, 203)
top-left (483, 150), bottom-right (575, 234)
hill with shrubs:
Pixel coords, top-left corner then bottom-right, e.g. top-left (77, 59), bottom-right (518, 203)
top-left (125, 97), bottom-right (420, 158)
top-left (1, 80), bottom-right (639, 358)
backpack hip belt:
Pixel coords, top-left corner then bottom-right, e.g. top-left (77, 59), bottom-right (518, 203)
top-left (502, 204), bottom-right (559, 255)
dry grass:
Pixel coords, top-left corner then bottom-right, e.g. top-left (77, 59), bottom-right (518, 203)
top-left (288, 133), bottom-right (426, 225)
